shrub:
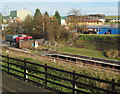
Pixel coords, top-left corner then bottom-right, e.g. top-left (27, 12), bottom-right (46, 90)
top-left (105, 50), bottom-right (120, 58)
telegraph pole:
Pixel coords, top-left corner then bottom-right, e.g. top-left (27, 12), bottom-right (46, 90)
top-left (43, 22), bottom-right (45, 39)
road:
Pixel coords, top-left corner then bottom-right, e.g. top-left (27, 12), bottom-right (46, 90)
top-left (1, 71), bottom-right (52, 93)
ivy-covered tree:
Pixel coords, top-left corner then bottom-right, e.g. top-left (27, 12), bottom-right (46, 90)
top-left (54, 10), bottom-right (61, 25)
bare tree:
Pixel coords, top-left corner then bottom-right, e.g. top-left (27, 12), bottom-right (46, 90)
top-left (68, 8), bottom-right (82, 31)
top-left (68, 8), bottom-right (81, 16)
top-left (68, 8), bottom-right (89, 33)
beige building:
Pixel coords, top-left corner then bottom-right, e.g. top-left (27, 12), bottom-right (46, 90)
top-left (10, 9), bottom-right (32, 21)
top-left (68, 19), bottom-right (103, 26)
top-left (110, 18), bottom-right (120, 23)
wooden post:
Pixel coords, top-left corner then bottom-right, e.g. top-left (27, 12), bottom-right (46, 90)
top-left (7, 55), bottom-right (10, 74)
top-left (54, 59), bottom-right (56, 63)
top-left (24, 59), bottom-right (26, 81)
top-left (57, 55), bottom-right (59, 59)
top-left (75, 59), bottom-right (78, 64)
top-left (19, 42), bottom-right (21, 48)
top-left (26, 69), bottom-right (28, 81)
top-left (44, 64), bottom-right (48, 88)
top-left (66, 58), bottom-right (68, 61)
top-left (72, 70), bottom-right (76, 94)
top-left (111, 79), bottom-right (115, 92)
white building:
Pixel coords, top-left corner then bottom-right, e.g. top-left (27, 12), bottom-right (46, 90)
top-left (10, 9), bottom-right (32, 21)
top-left (61, 16), bottom-right (68, 25)
top-left (61, 19), bottom-right (67, 25)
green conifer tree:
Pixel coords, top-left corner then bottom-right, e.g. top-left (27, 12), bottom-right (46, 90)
top-left (34, 8), bottom-right (41, 17)
top-left (44, 11), bottom-right (49, 17)
top-left (54, 11), bottom-right (61, 25)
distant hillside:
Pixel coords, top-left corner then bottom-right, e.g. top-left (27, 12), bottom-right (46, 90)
top-left (105, 16), bottom-right (118, 19)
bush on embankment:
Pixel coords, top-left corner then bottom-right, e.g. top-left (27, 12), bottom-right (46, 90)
top-left (105, 50), bottom-right (119, 58)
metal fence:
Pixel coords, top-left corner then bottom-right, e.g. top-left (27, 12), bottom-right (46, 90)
top-left (0, 55), bottom-right (120, 94)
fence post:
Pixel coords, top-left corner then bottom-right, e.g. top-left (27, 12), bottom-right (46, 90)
top-left (7, 55), bottom-right (10, 74)
top-left (44, 64), bottom-right (48, 89)
top-left (72, 70), bottom-right (76, 94)
top-left (111, 79), bottom-right (115, 92)
top-left (24, 59), bottom-right (26, 81)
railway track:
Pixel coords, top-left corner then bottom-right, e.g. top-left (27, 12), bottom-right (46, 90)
top-left (2, 46), bottom-right (120, 71)
top-left (46, 53), bottom-right (120, 70)
top-left (61, 53), bottom-right (119, 65)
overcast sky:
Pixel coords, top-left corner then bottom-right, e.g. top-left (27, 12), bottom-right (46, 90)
top-left (0, 0), bottom-right (119, 16)
top-left (0, 0), bottom-right (119, 2)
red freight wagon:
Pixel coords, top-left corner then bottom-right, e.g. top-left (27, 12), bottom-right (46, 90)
top-left (16, 37), bottom-right (25, 42)
top-left (24, 36), bottom-right (33, 40)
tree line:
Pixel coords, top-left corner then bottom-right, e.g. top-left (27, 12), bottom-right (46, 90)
top-left (4, 8), bottom-right (73, 43)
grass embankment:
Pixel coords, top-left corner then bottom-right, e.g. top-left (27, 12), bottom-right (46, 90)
top-left (58, 47), bottom-right (107, 59)
top-left (57, 35), bottom-right (120, 61)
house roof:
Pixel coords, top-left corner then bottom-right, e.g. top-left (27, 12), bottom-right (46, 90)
top-left (61, 16), bottom-right (68, 19)
top-left (87, 14), bottom-right (105, 17)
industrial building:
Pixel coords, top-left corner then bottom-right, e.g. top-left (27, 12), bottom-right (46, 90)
top-left (10, 9), bottom-right (32, 21)
top-left (97, 29), bottom-right (120, 34)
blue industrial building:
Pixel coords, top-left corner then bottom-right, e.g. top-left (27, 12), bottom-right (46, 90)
top-left (97, 29), bottom-right (120, 34)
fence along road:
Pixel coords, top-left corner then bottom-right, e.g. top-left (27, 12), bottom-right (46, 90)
top-left (0, 55), bottom-right (120, 94)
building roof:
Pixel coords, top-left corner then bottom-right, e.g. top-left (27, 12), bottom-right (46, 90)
top-left (87, 14), bottom-right (105, 17)
top-left (61, 16), bottom-right (68, 19)
top-left (75, 25), bottom-right (114, 29)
